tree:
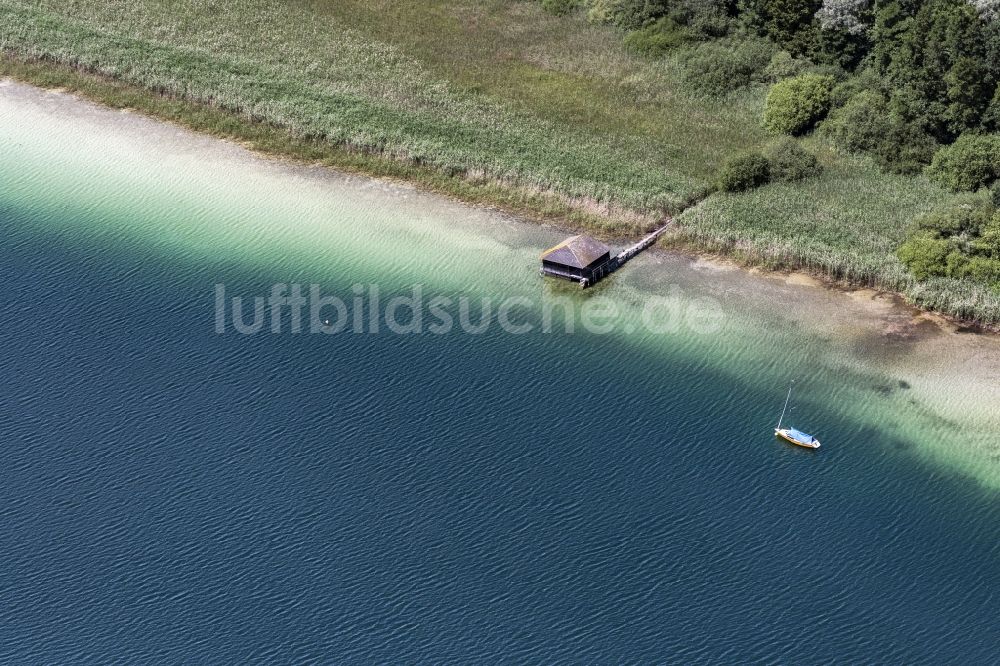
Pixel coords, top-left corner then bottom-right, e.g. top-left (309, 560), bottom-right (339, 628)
top-left (970, 0), bottom-right (1000, 22)
top-left (814, 0), bottom-right (874, 67)
top-left (738, 0), bottom-right (823, 55)
top-left (875, 0), bottom-right (994, 140)
top-left (945, 56), bottom-right (994, 135)
top-left (815, 0), bottom-right (872, 32)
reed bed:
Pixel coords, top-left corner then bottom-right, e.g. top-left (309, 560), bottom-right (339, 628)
top-left (0, 0), bottom-right (732, 213)
top-left (674, 152), bottom-right (1000, 324)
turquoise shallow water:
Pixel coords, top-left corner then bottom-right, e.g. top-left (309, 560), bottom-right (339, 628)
top-left (1, 83), bottom-right (999, 662)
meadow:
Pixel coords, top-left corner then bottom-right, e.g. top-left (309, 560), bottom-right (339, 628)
top-left (1, 0), bottom-right (997, 322)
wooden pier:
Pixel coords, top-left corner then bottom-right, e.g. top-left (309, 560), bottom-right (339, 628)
top-left (612, 223), bottom-right (671, 266)
top-left (579, 222), bottom-right (671, 288)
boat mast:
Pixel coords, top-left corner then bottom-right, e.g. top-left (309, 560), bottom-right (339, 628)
top-left (777, 385), bottom-right (793, 430)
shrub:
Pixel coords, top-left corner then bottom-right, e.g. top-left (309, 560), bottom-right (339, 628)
top-left (897, 235), bottom-right (953, 280)
top-left (958, 256), bottom-right (1000, 285)
top-left (624, 17), bottom-right (688, 56)
top-left (683, 2), bottom-right (732, 39)
top-left (541, 0), bottom-right (580, 15)
top-left (898, 199), bottom-right (1000, 287)
top-left (926, 134), bottom-right (1000, 192)
top-left (990, 181), bottom-right (1000, 209)
top-left (801, 63), bottom-right (848, 82)
top-left (915, 201), bottom-right (993, 237)
top-left (828, 68), bottom-right (880, 109)
top-left (975, 213), bottom-right (1000, 256)
top-left (764, 138), bottom-right (821, 182)
top-left (945, 249), bottom-right (970, 277)
top-left (718, 151), bottom-right (771, 191)
top-left (763, 73), bottom-right (835, 135)
top-left (873, 121), bottom-right (939, 175)
top-left (586, 0), bottom-right (668, 30)
top-left (587, 0), bottom-right (731, 36)
top-left (681, 37), bottom-right (777, 95)
top-left (821, 90), bottom-right (889, 153)
top-left (823, 89), bottom-right (938, 174)
top-left (763, 50), bottom-right (808, 82)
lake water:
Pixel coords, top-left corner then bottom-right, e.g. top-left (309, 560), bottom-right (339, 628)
top-left (1, 82), bottom-right (998, 662)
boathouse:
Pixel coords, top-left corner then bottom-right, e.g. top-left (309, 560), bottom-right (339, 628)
top-left (540, 235), bottom-right (612, 287)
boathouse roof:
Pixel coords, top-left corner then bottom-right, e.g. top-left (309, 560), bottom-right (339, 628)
top-left (540, 235), bottom-right (611, 269)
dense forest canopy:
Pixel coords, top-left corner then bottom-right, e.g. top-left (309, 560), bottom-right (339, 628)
top-left (545, 0), bottom-right (1000, 292)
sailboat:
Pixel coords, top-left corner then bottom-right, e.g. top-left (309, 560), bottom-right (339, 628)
top-left (774, 384), bottom-right (821, 449)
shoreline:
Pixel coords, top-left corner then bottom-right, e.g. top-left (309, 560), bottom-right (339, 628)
top-left (4, 76), bottom-right (999, 489)
top-left (0, 56), bottom-right (658, 236)
top-left (685, 250), bottom-right (996, 335)
top-left (2, 55), bottom-right (997, 333)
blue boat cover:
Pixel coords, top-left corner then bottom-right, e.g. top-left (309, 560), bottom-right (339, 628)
top-left (787, 428), bottom-right (815, 443)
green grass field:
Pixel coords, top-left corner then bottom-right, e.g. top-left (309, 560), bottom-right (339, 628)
top-left (1, 0), bottom-right (748, 213)
top-left (1, 0), bottom-right (997, 322)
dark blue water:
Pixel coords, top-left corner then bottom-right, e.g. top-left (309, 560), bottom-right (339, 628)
top-left (2, 209), bottom-right (999, 663)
